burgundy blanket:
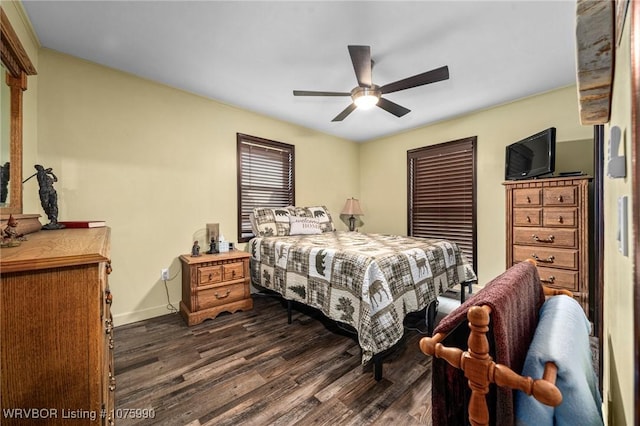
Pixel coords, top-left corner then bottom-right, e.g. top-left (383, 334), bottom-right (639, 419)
top-left (432, 261), bottom-right (545, 426)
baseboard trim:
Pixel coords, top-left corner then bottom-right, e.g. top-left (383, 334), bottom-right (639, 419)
top-left (113, 303), bottom-right (179, 327)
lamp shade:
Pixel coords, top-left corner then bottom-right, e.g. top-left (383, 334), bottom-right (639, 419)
top-left (341, 198), bottom-right (364, 216)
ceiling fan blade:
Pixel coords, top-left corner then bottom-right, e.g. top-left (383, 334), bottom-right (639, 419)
top-left (293, 90), bottom-right (350, 96)
top-left (380, 65), bottom-right (449, 95)
top-left (377, 97), bottom-right (411, 117)
top-left (331, 103), bottom-right (357, 122)
top-left (348, 45), bottom-right (372, 87)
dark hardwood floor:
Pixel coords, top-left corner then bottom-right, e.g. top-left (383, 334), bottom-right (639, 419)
top-left (114, 294), bottom-right (437, 425)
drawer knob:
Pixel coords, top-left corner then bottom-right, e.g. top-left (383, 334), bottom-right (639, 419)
top-left (105, 289), bottom-right (113, 305)
top-left (526, 216), bottom-right (531, 223)
top-left (532, 234), bottom-right (554, 243)
top-left (215, 289), bottom-right (231, 299)
top-left (541, 276), bottom-right (556, 284)
top-left (557, 195), bottom-right (563, 202)
top-left (526, 196), bottom-right (531, 203)
top-left (232, 270), bottom-right (236, 277)
top-left (532, 254), bottom-right (555, 264)
top-left (106, 262), bottom-right (113, 275)
top-left (558, 216), bottom-right (564, 224)
top-left (208, 273), bottom-right (213, 281)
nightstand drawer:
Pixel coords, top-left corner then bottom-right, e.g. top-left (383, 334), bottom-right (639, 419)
top-left (223, 262), bottom-right (245, 281)
top-left (513, 227), bottom-right (577, 248)
top-left (513, 245), bottom-right (578, 270)
top-left (198, 265), bottom-right (222, 286)
top-left (513, 188), bottom-right (542, 206)
top-left (196, 283), bottom-right (248, 310)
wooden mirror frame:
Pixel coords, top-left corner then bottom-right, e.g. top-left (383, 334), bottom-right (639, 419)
top-left (0, 7), bottom-right (36, 216)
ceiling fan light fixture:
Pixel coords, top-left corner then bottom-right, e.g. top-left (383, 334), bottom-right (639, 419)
top-left (354, 94), bottom-right (379, 110)
top-left (351, 86), bottom-right (380, 110)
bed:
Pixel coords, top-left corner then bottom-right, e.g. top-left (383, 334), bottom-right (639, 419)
top-left (247, 209), bottom-right (477, 380)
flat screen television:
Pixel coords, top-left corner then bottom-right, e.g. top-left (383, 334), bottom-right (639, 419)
top-left (505, 127), bottom-right (556, 180)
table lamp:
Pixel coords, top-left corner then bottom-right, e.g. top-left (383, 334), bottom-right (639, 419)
top-left (341, 198), bottom-right (364, 231)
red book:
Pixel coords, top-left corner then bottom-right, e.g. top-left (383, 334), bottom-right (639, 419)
top-left (58, 220), bottom-right (106, 228)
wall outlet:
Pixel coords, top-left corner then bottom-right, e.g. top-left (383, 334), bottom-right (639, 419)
top-left (161, 268), bottom-right (169, 281)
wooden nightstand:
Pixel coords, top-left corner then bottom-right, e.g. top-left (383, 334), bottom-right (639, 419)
top-left (179, 250), bottom-right (253, 326)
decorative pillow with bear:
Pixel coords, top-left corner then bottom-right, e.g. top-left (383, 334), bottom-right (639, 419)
top-left (289, 215), bottom-right (323, 235)
top-left (288, 205), bottom-right (335, 232)
top-left (252, 207), bottom-right (292, 237)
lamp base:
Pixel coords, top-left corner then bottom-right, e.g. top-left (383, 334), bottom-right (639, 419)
top-left (348, 215), bottom-right (356, 232)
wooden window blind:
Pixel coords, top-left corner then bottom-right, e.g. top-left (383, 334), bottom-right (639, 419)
top-left (237, 133), bottom-right (295, 243)
top-left (407, 137), bottom-right (477, 272)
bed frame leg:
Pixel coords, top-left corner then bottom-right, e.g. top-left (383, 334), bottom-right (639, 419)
top-left (287, 300), bottom-right (292, 324)
top-left (373, 353), bottom-right (383, 381)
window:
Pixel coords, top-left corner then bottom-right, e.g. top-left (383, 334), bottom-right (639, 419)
top-left (237, 134), bottom-right (295, 242)
top-left (407, 137), bottom-right (477, 272)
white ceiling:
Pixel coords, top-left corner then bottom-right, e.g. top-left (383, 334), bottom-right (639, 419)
top-left (21, 0), bottom-right (578, 142)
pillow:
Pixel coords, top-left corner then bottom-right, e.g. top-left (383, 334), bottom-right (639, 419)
top-left (290, 205), bottom-right (335, 232)
top-left (249, 213), bottom-right (259, 236)
top-left (252, 207), bottom-right (292, 237)
top-left (289, 215), bottom-right (322, 235)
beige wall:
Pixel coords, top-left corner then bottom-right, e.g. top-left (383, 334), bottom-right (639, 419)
top-left (359, 86), bottom-right (593, 284)
top-left (35, 49), bottom-right (359, 325)
top-left (602, 10), bottom-right (635, 425)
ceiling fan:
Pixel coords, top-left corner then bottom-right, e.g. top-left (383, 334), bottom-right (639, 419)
top-left (293, 45), bottom-right (449, 122)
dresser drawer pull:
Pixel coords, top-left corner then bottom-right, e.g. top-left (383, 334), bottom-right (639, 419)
top-left (232, 270), bottom-right (236, 277)
top-left (215, 289), bottom-right (231, 299)
top-left (105, 289), bottom-right (113, 305)
top-left (109, 336), bottom-right (114, 350)
top-left (557, 216), bottom-right (564, 224)
top-left (105, 319), bottom-right (113, 335)
top-left (532, 254), bottom-right (555, 264)
top-left (541, 276), bottom-right (556, 284)
top-left (108, 372), bottom-right (116, 392)
top-left (532, 234), bottom-right (554, 243)
top-left (106, 262), bottom-right (112, 275)
top-left (557, 195), bottom-right (563, 202)
top-left (526, 216), bottom-right (531, 223)
top-left (526, 196), bottom-right (531, 203)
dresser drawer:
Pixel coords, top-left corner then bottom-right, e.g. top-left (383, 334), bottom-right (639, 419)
top-left (543, 208), bottom-right (577, 227)
top-left (513, 245), bottom-right (578, 270)
top-left (198, 265), bottom-right (222, 286)
top-left (543, 186), bottom-right (577, 206)
top-left (223, 262), bottom-right (245, 281)
top-left (513, 227), bottom-right (577, 248)
top-left (513, 208), bottom-right (542, 226)
top-left (196, 282), bottom-right (248, 310)
top-left (513, 188), bottom-right (542, 206)
top-left (536, 266), bottom-right (579, 291)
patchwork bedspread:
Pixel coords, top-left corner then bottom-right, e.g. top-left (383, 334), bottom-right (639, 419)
top-left (247, 231), bottom-right (477, 364)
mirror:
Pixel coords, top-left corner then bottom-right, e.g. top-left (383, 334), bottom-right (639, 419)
top-left (1, 64), bottom-right (9, 207)
top-left (0, 7), bottom-right (37, 216)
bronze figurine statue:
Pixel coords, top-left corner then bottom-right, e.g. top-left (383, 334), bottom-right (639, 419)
top-left (24, 165), bottom-right (65, 230)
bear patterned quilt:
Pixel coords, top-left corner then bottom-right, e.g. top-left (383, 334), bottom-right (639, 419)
top-left (247, 231), bottom-right (477, 364)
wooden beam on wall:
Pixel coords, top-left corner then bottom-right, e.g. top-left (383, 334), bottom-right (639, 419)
top-left (576, 0), bottom-right (615, 125)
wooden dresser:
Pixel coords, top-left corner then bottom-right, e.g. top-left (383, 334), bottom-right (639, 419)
top-left (504, 176), bottom-right (591, 317)
top-left (179, 250), bottom-right (252, 326)
top-left (0, 228), bottom-right (114, 425)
